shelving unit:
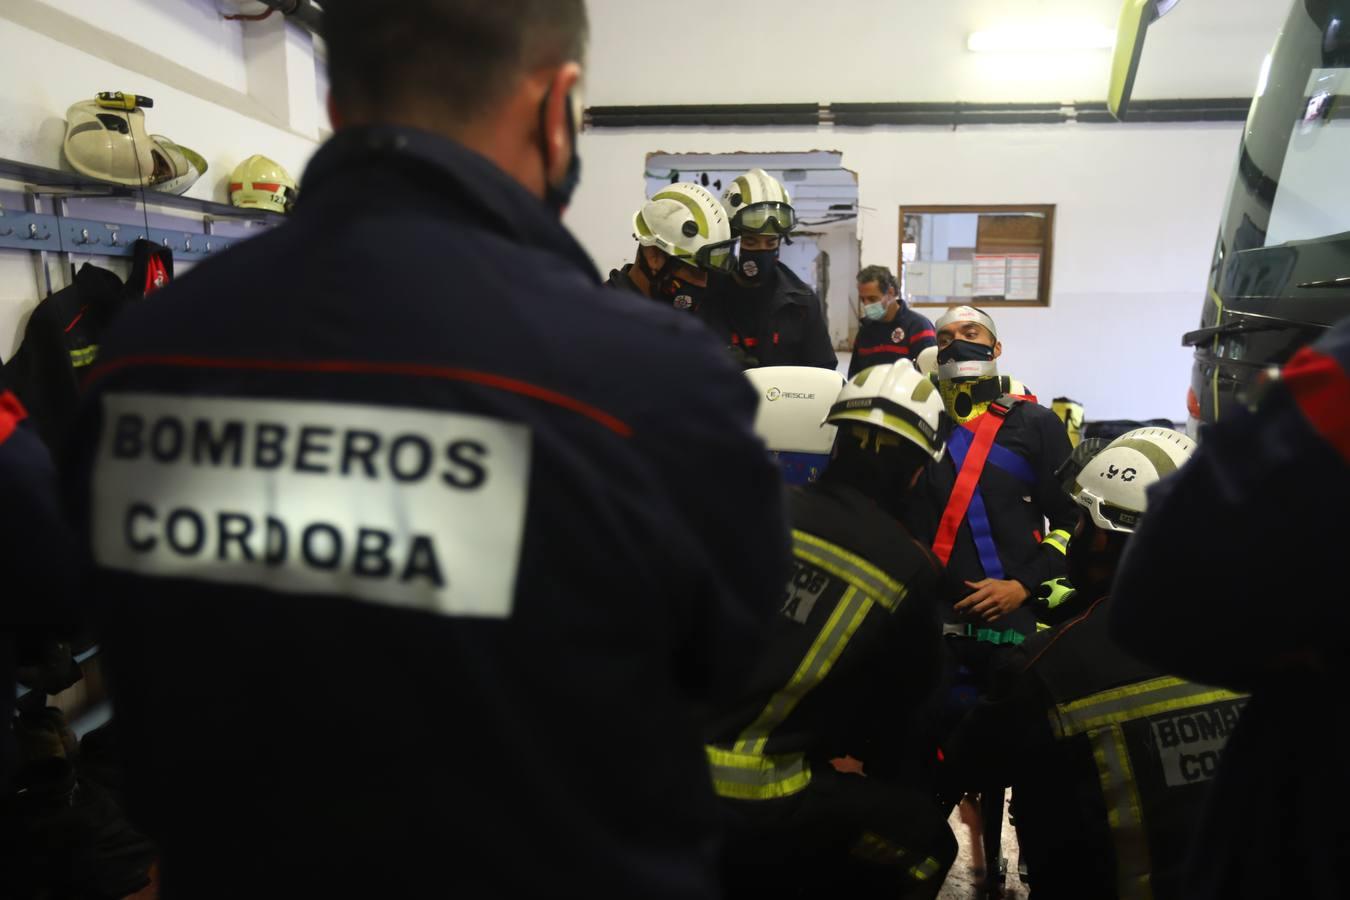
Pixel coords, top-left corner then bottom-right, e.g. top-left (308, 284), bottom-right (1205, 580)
top-left (0, 157), bottom-right (283, 262)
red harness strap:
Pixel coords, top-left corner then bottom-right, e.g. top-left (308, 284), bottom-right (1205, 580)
top-left (931, 400), bottom-right (1014, 566)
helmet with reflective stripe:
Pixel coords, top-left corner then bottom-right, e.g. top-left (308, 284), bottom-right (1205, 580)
top-left (634, 182), bottom-right (737, 273)
top-left (1072, 427), bottom-right (1194, 532)
top-left (825, 361), bottom-right (950, 461)
top-left (229, 155), bottom-right (297, 214)
top-left (63, 99), bottom-right (206, 194)
top-left (722, 168), bottom-right (796, 236)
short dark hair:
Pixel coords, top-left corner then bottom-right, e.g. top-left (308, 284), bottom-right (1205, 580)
top-left (324, 0), bottom-right (588, 125)
top-left (857, 264), bottom-right (899, 295)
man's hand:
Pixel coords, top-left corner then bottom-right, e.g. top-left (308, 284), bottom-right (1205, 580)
top-left (955, 579), bottom-right (1029, 623)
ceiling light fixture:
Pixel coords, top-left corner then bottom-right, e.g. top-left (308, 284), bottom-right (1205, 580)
top-left (967, 24), bottom-right (1116, 53)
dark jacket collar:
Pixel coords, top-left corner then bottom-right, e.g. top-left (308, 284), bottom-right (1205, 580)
top-left (299, 125), bottom-right (599, 282)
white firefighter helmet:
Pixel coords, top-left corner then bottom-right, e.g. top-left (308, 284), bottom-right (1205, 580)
top-left (825, 360), bottom-right (950, 461)
top-left (1072, 427), bottom-right (1194, 532)
top-left (633, 182), bottom-right (737, 273)
top-left (229, 155), bottom-right (298, 214)
top-left (745, 366), bottom-right (846, 485)
top-left (721, 168), bottom-right (796, 236)
top-left (63, 100), bottom-right (206, 194)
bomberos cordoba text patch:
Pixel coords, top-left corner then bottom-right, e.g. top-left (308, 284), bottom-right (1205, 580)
top-left (93, 393), bottom-right (531, 618)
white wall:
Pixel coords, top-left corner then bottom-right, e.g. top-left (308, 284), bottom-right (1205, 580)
top-left (568, 122), bottom-right (1241, 420)
top-left (0, 2), bottom-right (323, 360)
top-left (0, 0), bottom-right (1251, 422)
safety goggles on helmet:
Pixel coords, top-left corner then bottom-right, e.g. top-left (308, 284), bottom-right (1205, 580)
top-left (733, 201), bottom-right (797, 236)
top-left (692, 237), bottom-right (739, 274)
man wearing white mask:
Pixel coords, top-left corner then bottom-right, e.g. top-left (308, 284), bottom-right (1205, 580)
top-left (848, 266), bottom-right (937, 378)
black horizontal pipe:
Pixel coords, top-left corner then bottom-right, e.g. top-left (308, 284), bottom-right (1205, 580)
top-left (585, 98), bottom-right (1252, 129)
top-left (833, 102), bottom-right (1067, 127)
top-left (586, 104), bottom-right (819, 128)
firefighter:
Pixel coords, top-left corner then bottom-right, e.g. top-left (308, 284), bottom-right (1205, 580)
top-left (904, 305), bottom-right (1077, 643)
top-left (605, 181), bottom-right (738, 312)
top-left (61, 2), bottom-right (790, 896)
top-left (709, 361), bottom-right (956, 898)
top-left (1111, 318), bottom-right (1350, 899)
top-left (942, 428), bottom-right (1249, 899)
top-left (900, 304), bottom-right (1077, 887)
top-left (698, 169), bottom-right (837, 369)
top-left (848, 264), bottom-right (937, 377)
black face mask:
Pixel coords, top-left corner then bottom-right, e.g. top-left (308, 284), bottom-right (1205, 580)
top-left (1066, 518), bottom-right (1120, 600)
top-left (539, 89), bottom-right (581, 217)
top-left (936, 339), bottom-right (996, 366)
top-left (738, 248), bottom-right (778, 287)
top-left (639, 252), bottom-right (709, 311)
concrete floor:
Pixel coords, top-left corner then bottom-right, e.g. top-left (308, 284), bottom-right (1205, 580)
top-left (938, 792), bottom-right (1029, 900)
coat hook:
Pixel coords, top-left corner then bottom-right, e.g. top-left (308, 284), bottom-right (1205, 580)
top-left (77, 228), bottom-right (100, 246)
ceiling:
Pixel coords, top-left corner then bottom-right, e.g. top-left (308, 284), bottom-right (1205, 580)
top-left (584, 0), bottom-right (1291, 107)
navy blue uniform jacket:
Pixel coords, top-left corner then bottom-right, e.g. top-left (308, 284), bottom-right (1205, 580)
top-left (1111, 318), bottom-right (1350, 900)
top-left (65, 126), bottom-right (790, 899)
top-left (848, 306), bottom-right (937, 378)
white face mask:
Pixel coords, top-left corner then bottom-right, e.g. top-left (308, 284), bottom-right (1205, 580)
top-left (862, 300), bottom-right (888, 321)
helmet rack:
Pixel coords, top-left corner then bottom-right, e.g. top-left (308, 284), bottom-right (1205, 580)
top-left (0, 155), bottom-right (282, 263)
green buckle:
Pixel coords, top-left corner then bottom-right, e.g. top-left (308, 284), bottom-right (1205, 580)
top-left (974, 627), bottom-right (1026, 646)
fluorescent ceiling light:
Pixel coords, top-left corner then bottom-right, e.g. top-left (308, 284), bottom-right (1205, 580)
top-left (967, 24), bottom-right (1116, 53)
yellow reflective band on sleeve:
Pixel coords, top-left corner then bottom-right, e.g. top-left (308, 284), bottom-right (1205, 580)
top-left (69, 345), bottom-right (99, 369)
top-left (1049, 676), bottom-right (1247, 738)
top-left (705, 746), bottom-right (811, 800)
top-left (910, 856), bottom-right (942, 881)
top-left (1042, 529), bottom-right (1071, 556)
top-left (733, 585), bottom-right (873, 754)
top-left (790, 530), bottom-right (907, 611)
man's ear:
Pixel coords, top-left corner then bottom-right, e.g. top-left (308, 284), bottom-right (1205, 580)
top-left (542, 62), bottom-right (582, 184)
top-left (992, 340), bottom-right (1003, 360)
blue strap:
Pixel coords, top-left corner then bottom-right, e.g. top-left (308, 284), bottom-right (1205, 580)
top-left (947, 428), bottom-right (1006, 579)
top-left (948, 420), bottom-right (1037, 485)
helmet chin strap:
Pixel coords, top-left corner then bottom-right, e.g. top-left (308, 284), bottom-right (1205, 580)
top-left (936, 359), bottom-right (1000, 382)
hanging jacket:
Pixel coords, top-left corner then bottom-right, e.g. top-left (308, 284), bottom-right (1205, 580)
top-left (1111, 317), bottom-right (1350, 900)
top-left (2, 264), bottom-right (125, 455)
top-left (63, 124), bottom-right (790, 900)
top-left (848, 306), bottom-right (937, 377)
top-left (699, 263), bottom-right (838, 370)
top-left (902, 375), bottom-right (1077, 638)
top-left (941, 593), bottom-right (1247, 900)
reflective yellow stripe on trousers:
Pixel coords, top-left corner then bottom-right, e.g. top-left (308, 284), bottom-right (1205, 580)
top-left (1048, 676), bottom-right (1247, 900)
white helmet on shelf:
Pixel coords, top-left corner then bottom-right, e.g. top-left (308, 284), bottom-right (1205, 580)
top-left (63, 99), bottom-right (206, 194)
top-left (1072, 427), bottom-right (1194, 532)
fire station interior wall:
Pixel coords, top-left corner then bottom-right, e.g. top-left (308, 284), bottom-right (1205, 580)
top-left (568, 123), bottom-right (1241, 421)
top-left (0, 0), bottom-right (1257, 422)
top-left (0, 2), bottom-right (326, 364)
